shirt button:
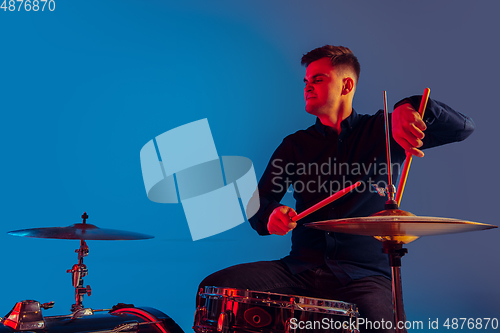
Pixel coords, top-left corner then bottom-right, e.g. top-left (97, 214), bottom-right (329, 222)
top-left (326, 256), bottom-right (330, 260)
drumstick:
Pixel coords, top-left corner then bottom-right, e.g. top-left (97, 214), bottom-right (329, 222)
top-left (291, 181), bottom-right (361, 222)
top-left (395, 88), bottom-right (431, 206)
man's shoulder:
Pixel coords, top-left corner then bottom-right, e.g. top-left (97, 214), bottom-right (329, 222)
top-left (351, 110), bottom-right (385, 131)
top-left (356, 109), bottom-right (384, 122)
top-left (279, 112), bottom-right (384, 144)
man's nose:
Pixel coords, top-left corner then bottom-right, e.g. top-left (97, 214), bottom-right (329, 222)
top-left (305, 83), bottom-right (313, 92)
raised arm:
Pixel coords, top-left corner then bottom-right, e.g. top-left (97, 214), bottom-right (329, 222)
top-left (392, 96), bottom-right (475, 157)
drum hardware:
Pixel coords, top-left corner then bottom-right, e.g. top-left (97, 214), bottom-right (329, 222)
top-left (112, 307), bottom-right (178, 333)
top-left (305, 90), bottom-right (498, 333)
top-left (110, 322), bottom-right (140, 332)
top-left (1, 300), bottom-right (47, 331)
top-left (68, 237), bottom-right (92, 312)
top-left (216, 310), bottom-right (234, 333)
top-left (1, 301), bottom-right (184, 332)
top-left (7, 212), bottom-right (154, 241)
top-left (194, 287), bottom-right (359, 333)
top-left (8, 212), bottom-right (154, 313)
top-left (72, 306), bottom-right (95, 318)
top-left (382, 90), bottom-right (397, 204)
top-left (242, 307), bottom-right (272, 328)
top-left (193, 306), bottom-right (208, 332)
top-left (4, 213), bottom-right (185, 332)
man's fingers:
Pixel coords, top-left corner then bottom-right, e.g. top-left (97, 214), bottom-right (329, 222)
top-left (268, 222), bottom-right (287, 235)
top-left (397, 125), bottom-right (424, 148)
top-left (397, 132), bottom-right (424, 156)
top-left (405, 133), bottom-right (423, 149)
top-left (399, 103), bottom-right (426, 130)
top-left (268, 218), bottom-right (294, 235)
top-left (269, 226), bottom-right (285, 236)
top-left (397, 137), bottom-right (412, 152)
top-left (413, 116), bottom-right (427, 131)
top-left (405, 111), bottom-right (426, 131)
top-left (278, 206), bottom-right (289, 213)
top-left (408, 124), bottom-right (425, 141)
top-left (406, 146), bottom-right (424, 158)
top-left (278, 214), bottom-right (296, 232)
top-left (393, 102), bottom-right (427, 157)
top-left (270, 218), bottom-right (296, 235)
top-left (279, 206), bottom-right (297, 218)
top-left (268, 205), bottom-right (298, 235)
top-left (269, 223), bottom-right (292, 235)
top-left (276, 218), bottom-right (292, 233)
top-left (272, 216), bottom-right (289, 231)
top-left (396, 136), bottom-right (422, 156)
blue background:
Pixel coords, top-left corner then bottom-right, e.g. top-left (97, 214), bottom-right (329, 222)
top-left (1, 0), bottom-right (499, 331)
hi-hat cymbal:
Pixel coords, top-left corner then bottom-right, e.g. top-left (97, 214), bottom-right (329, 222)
top-left (8, 223), bottom-right (154, 240)
top-left (305, 216), bottom-right (497, 244)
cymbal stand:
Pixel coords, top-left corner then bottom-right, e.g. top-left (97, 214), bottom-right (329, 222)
top-left (383, 241), bottom-right (408, 333)
top-left (67, 213), bottom-right (92, 312)
top-left (382, 91), bottom-right (396, 203)
top-left (382, 91), bottom-right (407, 333)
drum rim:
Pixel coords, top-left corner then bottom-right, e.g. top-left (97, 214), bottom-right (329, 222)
top-left (201, 286), bottom-right (358, 316)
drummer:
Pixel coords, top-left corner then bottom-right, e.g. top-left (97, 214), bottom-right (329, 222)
top-left (198, 45), bottom-right (475, 332)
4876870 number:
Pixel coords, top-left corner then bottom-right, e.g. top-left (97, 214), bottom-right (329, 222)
top-left (443, 318), bottom-right (499, 330)
top-left (1, 0), bottom-right (55, 11)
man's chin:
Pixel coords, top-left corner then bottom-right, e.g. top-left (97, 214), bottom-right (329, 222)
top-left (305, 106), bottom-right (319, 116)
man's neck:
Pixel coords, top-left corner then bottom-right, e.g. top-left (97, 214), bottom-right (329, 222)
top-left (317, 107), bottom-right (352, 133)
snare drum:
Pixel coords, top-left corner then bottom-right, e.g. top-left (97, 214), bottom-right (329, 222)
top-left (194, 286), bottom-right (358, 333)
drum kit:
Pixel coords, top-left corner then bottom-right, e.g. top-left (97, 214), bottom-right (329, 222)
top-left (1, 90), bottom-right (497, 333)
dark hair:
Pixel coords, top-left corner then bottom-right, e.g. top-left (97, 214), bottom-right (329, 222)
top-left (301, 45), bottom-right (360, 82)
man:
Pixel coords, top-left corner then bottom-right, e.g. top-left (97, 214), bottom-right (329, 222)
top-left (198, 45), bottom-right (474, 332)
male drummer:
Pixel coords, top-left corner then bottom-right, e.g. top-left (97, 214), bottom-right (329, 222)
top-left (198, 45), bottom-right (474, 332)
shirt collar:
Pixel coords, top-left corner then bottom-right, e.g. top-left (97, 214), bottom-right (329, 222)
top-left (314, 109), bottom-right (361, 137)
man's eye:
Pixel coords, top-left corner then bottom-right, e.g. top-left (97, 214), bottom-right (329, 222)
top-left (304, 78), bottom-right (323, 86)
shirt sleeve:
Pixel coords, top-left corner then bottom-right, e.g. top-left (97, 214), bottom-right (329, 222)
top-left (394, 95), bottom-right (475, 149)
top-left (247, 137), bottom-right (295, 236)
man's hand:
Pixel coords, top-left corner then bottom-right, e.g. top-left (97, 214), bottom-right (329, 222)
top-left (268, 206), bottom-right (297, 235)
top-left (392, 102), bottom-right (427, 157)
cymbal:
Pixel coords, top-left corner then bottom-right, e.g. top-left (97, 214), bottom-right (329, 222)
top-left (304, 216), bottom-right (497, 244)
top-left (8, 223), bottom-right (154, 240)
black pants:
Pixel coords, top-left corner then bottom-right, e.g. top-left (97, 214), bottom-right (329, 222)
top-left (198, 260), bottom-right (396, 333)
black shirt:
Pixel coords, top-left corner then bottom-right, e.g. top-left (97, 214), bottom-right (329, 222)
top-left (248, 96), bottom-right (475, 285)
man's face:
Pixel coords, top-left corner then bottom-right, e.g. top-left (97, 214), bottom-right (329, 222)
top-left (303, 57), bottom-right (344, 116)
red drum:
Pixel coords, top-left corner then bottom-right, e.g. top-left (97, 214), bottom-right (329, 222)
top-left (0, 301), bottom-right (184, 333)
top-left (194, 287), bottom-right (359, 333)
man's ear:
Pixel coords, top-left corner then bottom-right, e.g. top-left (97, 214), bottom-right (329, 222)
top-left (342, 77), bottom-right (354, 95)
